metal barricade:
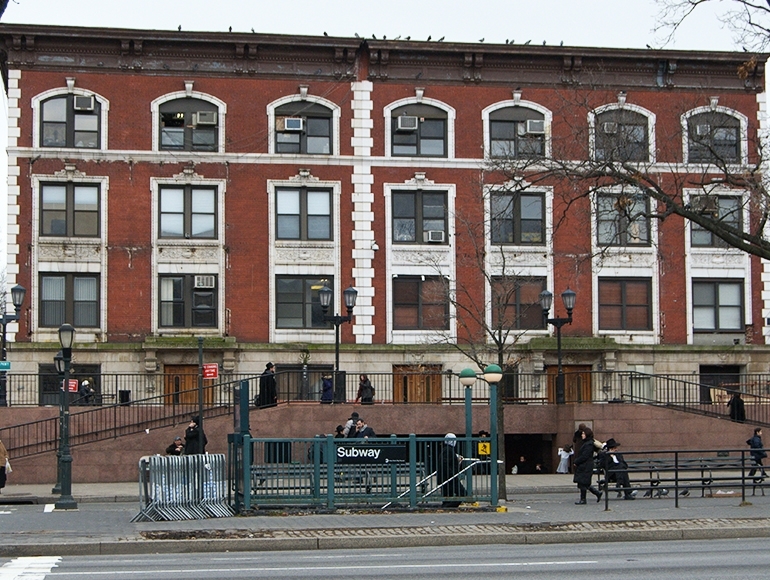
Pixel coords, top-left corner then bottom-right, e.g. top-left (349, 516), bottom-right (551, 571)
top-left (133, 453), bottom-right (233, 522)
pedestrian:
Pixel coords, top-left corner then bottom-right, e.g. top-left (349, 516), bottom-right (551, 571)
top-left (334, 425), bottom-right (345, 439)
top-left (184, 415), bottom-right (208, 454)
top-left (0, 437), bottom-right (9, 493)
top-left (437, 433), bottom-right (465, 507)
top-left (320, 373), bottom-right (334, 404)
top-left (256, 362), bottom-right (277, 409)
top-left (598, 438), bottom-right (636, 499)
top-left (78, 378), bottom-right (95, 405)
top-left (165, 436), bottom-right (185, 456)
top-left (353, 417), bottom-right (375, 438)
top-left (728, 391), bottom-right (746, 423)
top-left (343, 412), bottom-right (359, 437)
top-left (573, 426), bottom-right (602, 504)
top-left (557, 444), bottom-right (573, 474)
top-left (356, 374), bottom-right (374, 405)
top-left (515, 455), bottom-right (533, 474)
top-left (747, 427), bottom-right (767, 482)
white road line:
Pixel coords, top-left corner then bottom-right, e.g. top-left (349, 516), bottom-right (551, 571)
top-left (45, 559), bottom-right (599, 575)
top-left (43, 505), bottom-right (54, 513)
top-left (0, 556), bottom-right (60, 580)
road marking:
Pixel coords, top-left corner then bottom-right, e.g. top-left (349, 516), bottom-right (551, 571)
top-left (45, 559), bottom-right (599, 575)
top-left (43, 504), bottom-right (54, 513)
top-left (0, 556), bottom-right (60, 579)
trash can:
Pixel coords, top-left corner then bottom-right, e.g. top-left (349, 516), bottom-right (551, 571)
top-left (118, 390), bottom-right (131, 406)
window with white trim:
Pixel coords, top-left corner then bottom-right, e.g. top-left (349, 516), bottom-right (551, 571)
top-left (491, 276), bottom-right (546, 330)
top-left (692, 280), bottom-right (743, 332)
top-left (595, 109), bottom-right (649, 162)
top-left (598, 278), bottom-right (652, 330)
top-left (393, 276), bottom-right (448, 330)
top-left (40, 183), bottom-right (100, 237)
top-left (159, 185), bottom-right (217, 239)
top-left (687, 112), bottom-right (740, 163)
top-left (488, 108), bottom-right (545, 158)
top-left (276, 276), bottom-right (331, 329)
top-left (596, 191), bottom-right (650, 246)
top-left (276, 187), bottom-right (332, 240)
top-left (159, 275), bottom-right (217, 328)
top-left (391, 104), bottom-right (447, 157)
top-left (690, 195), bottom-right (741, 248)
top-left (40, 273), bottom-right (99, 328)
top-left (392, 190), bottom-right (447, 244)
top-left (40, 95), bottom-right (100, 149)
top-left (159, 98), bottom-right (218, 151)
top-left (490, 191), bottom-right (544, 245)
top-left (274, 102), bottom-right (332, 155)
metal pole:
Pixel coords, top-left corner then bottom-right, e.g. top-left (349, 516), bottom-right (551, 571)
top-left (490, 380), bottom-right (498, 507)
top-left (334, 320), bottom-right (340, 402)
top-left (52, 380), bottom-right (63, 494)
top-left (556, 323), bottom-right (565, 404)
top-left (55, 347), bottom-right (77, 510)
top-left (465, 385), bottom-right (473, 497)
top-left (197, 336), bottom-right (204, 452)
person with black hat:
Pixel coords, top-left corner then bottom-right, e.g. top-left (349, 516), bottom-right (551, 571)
top-left (256, 362), bottom-right (277, 409)
top-left (598, 438), bottom-right (635, 500)
top-left (184, 415), bottom-right (208, 455)
top-left (343, 412), bottom-right (360, 437)
top-left (165, 435), bottom-right (185, 456)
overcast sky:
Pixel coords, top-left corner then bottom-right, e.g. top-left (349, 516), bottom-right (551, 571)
top-left (0, 0), bottom-right (743, 51)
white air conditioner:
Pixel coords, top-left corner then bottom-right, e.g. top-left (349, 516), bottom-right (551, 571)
top-left (602, 122), bottom-right (618, 134)
top-left (195, 111), bottom-right (217, 125)
top-left (526, 119), bottom-right (545, 134)
top-left (194, 275), bottom-right (216, 289)
top-left (73, 95), bottom-right (95, 111)
top-left (397, 115), bottom-right (419, 131)
top-left (283, 117), bottom-right (304, 131)
top-left (696, 124), bottom-right (711, 136)
top-left (424, 230), bottom-right (446, 243)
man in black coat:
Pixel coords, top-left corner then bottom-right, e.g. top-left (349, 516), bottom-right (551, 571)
top-left (747, 427), bottom-right (767, 482)
top-left (438, 433), bottom-right (464, 507)
top-left (184, 415), bottom-right (208, 455)
top-left (573, 427), bottom-right (602, 504)
top-left (256, 362), bottom-right (277, 408)
top-left (598, 438), bottom-right (635, 499)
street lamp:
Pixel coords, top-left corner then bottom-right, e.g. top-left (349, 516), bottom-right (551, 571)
top-left (0, 284), bottom-right (26, 406)
top-left (483, 364), bottom-right (502, 507)
top-left (55, 323), bottom-right (78, 510)
top-left (319, 284), bottom-right (357, 403)
top-left (539, 288), bottom-right (576, 405)
top-left (459, 368), bottom-right (477, 496)
top-left (52, 350), bottom-right (64, 494)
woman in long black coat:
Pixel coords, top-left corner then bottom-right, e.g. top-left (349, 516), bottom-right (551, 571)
top-left (573, 427), bottom-right (602, 504)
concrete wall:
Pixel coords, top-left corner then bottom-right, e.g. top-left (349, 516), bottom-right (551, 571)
top-left (1, 402), bottom-right (758, 484)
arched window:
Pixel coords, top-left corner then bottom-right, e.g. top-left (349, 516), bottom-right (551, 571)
top-left (274, 101), bottom-right (333, 155)
top-left (39, 94), bottom-right (101, 149)
top-left (488, 107), bottom-right (546, 158)
top-left (593, 107), bottom-right (653, 162)
top-left (391, 104), bottom-right (448, 157)
top-left (159, 98), bottom-right (219, 152)
top-left (686, 111), bottom-right (742, 164)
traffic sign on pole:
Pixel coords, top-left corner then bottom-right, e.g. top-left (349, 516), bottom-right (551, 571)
top-left (202, 363), bottom-right (219, 380)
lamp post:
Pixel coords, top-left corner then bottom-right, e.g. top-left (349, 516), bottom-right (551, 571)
top-left (0, 284), bottom-right (26, 407)
top-left (52, 350), bottom-right (64, 494)
top-left (319, 284), bottom-right (357, 403)
top-left (459, 368), bottom-right (477, 497)
top-left (483, 364), bottom-right (502, 507)
top-left (55, 323), bottom-right (78, 510)
top-left (539, 288), bottom-right (576, 405)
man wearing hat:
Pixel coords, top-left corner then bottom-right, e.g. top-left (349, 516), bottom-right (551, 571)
top-left (256, 362), bottom-right (277, 409)
top-left (184, 416), bottom-right (208, 455)
top-left (599, 438), bottom-right (635, 499)
top-left (165, 435), bottom-right (185, 456)
top-left (343, 412), bottom-right (360, 437)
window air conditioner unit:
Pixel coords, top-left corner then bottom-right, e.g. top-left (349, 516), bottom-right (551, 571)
top-left (692, 196), bottom-right (719, 215)
top-left (526, 119), bottom-right (545, 134)
top-left (195, 111), bottom-right (217, 125)
top-left (602, 122), bottom-right (618, 134)
top-left (696, 124), bottom-right (711, 136)
top-left (283, 117), bottom-right (304, 131)
top-left (424, 230), bottom-right (446, 243)
top-left (194, 275), bottom-right (216, 289)
top-left (397, 115), bottom-right (419, 131)
top-left (73, 95), bottom-right (95, 111)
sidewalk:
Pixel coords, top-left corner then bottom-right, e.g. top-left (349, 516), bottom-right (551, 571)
top-left (1, 474), bottom-right (769, 556)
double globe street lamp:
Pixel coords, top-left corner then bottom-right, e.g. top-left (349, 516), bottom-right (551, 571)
top-left (0, 284), bottom-right (26, 407)
top-left (539, 288), bottom-right (577, 405)
top-left (318, 284), bottom-right (357, 403)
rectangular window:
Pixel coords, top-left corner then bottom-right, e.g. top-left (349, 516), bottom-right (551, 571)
top-left (41, 95), bottom-right (100, 149)
top-left (40, 274), bottom-right (99, 328)
top-left (159, 185), bottom-right (216, 239)
top-left (491, 277), bottom-right (546, 329)
top-left (276, 276), bottom-right (331, 328)
top-left (275, 188), bottom-right (332, 240)
top-left (393, 276), bottom-right (448, 330)
top-left (596, 192), bottom-right (650, 246)
top-left (490, 192), bottom-right (544, 244)
top-left (691, 196), bottom-right (741, 248)
top-left (598, 278), bottom-right (652, 330)
top-left (693, 280), bottom-right (743, 332)
top-left (41, 183), bottom-right (100, 237)
top-left (159, 275), bottom-right (217, 328)
top-left (392, 191), bottom-right (447, 243)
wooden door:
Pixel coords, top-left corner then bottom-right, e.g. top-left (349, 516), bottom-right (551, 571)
top-left (546, 365), bottom-right (593, 403)
top-left (164, 365), bottom-right (214, 406)
top-left (392, 364), bottom-right (443, 403)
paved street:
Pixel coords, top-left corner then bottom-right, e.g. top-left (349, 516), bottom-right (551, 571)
top-left (0, 475), bottom-right (769, 556)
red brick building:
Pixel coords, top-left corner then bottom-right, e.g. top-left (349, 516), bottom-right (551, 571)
top-left (1, 24), bottom-right (769, 407)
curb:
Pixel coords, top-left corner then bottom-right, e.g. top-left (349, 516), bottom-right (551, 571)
top-left (2, 520), bottom-right (770, 557)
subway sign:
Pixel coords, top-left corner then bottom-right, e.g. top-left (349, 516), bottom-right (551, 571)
top-left (335, 443), bottom-right (407, 464)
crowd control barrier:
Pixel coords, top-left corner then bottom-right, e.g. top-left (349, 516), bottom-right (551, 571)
top-left (133, 453), bottom-right (233, 521)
